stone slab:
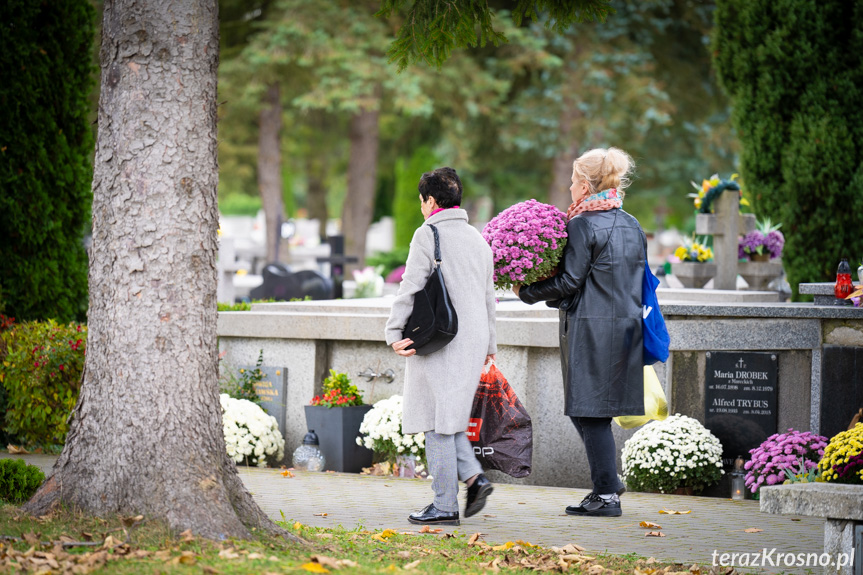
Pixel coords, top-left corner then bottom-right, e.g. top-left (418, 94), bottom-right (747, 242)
top-left (760, 484), bottom-right (863, 521)
top-left (667, 319), bottom-right (821, 351)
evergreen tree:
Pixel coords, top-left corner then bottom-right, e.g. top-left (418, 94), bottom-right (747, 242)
top-left (714, 0), bottom-right (863, 298)
top-left (0, 0), bottom-right (95, 321)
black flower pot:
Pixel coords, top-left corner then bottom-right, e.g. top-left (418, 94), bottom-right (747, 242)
top-left (303, 405), bottom-right (374, 473)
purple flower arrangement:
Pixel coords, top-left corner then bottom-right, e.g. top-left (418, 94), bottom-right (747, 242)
top-left (738, 218), bottom-right (785, 260)
top-left (482, 200), bottom-right (568, 290)
top-left (744, 429), bottom-right (828, 494)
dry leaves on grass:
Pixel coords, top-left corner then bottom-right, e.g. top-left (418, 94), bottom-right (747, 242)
top-left (418, 526), bottom-right (442, 534)
top-left (370, 529), bottom-right (397, 542)
top-left (309, 554), bottom-right (359, 569)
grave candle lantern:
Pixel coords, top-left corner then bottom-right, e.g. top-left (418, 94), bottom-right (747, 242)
top-left (730, 456), bottom-right (746, 500)
top-left (834, 258), bottom-right (853, 299)
top-left (292, 429), bottom-right (326, 472)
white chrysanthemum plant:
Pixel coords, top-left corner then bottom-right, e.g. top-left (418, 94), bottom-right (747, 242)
top-left (621, 414), bottom-right (724, 494)
top-left (357, 395), bottom-right (427, 470)
top-left (220, 393), bottom-right (285, 467)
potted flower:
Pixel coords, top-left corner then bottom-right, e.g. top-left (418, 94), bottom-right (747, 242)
top-left (304, 369), bottom-right (373, 472)
top-left (621, 414), bottom-right (724, 494)
top-left (357, 395), bottom-right (427, 477)
top-left (220, 394), bottom-right (285, 467)
top-left (736, 218), bottom-right (785, 290)
top-left (670, 236), bottom-right (716, 288)
top-left (482, 199), bottom-right (568, 291)
top-left (818, 423), bottom-right (863, 484)
top-left (744, 428), bottom-right (827, 495)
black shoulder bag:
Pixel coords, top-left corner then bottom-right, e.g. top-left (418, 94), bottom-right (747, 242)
top-left (403, 224), bottom-right (459, 356)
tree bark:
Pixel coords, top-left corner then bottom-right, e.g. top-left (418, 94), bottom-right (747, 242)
top-left (305, 154), bottom-right (328, 242)
top-left (258, 82), bottom-right (284, 263)
top-left (23, 0), bottom-right (295, 542)
top-left (342, 88), bottom-right (381, 268)
top-left (548, 100), bottom-right (582, 211)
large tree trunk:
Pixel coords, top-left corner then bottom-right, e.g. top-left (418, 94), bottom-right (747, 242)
top-left (23, 0), bottom-right (294, 541)
top-left (305, 154), bottom-right (328, 242)
top-left (548, 100), bottom-right (582, 211)
top-left (342, 89), bottom-right (380, 268)
top-left (258, 82), bottom-right (284, 263)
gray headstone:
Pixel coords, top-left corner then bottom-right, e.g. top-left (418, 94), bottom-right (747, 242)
top-left (704, 351), bottom-right (778, 466)
top-left (238, 364), bottom-right (288, 442)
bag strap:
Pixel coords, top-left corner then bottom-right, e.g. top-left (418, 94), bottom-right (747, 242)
top-left (427, 224), bottom-right (442, 267)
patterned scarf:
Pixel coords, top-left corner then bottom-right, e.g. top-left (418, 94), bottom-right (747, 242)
top-left (567, 188), bottom-right (622, 220)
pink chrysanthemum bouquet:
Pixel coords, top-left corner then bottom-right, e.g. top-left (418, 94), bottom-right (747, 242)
top-left (481, 200), bottom-right (568, 290)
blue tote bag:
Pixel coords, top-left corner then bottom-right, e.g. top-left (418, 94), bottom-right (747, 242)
top-left (642, 259), bottom-right (670, 365)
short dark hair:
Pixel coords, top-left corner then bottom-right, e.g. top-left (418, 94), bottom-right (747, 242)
top-left (418, 167), bottom-right (463, 208)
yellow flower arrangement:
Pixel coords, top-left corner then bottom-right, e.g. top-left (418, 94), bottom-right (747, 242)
top-left (688, 173), bottom-right (750, 212)
top-left (817, 423), bottom-right (863, 484)
top-left (674, 237), bottom-right (714, 263)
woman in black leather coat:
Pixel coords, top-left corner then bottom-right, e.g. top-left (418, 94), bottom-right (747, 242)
top-left (514, 147), bottom-right (645, 517)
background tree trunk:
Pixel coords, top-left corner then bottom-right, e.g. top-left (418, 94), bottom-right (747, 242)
top-left (23, 0), bottom-right (291, 541)
top-left (258, 82), bottom-right (284, 263)
top-left (305, 155), bottom-right (328, 242)
top-left (342, 88), bottom-right (381, 268)
top-left (548, 100), bottom-right (582, 211)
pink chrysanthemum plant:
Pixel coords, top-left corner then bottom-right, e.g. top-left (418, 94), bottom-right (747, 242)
top-left (744, 428), bottom-right (828, 494)
top-left (482, 200), bottom-right (568, 291)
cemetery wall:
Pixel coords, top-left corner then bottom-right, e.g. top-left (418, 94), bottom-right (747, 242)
top-left (217, 299), bottom-right (863, 490)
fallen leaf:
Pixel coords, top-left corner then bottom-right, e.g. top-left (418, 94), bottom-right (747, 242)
top-left (397, 551), bottom-right (412, 559)
top-left (80, 532), bottom-right (93, 542)
top-left (311, 555), bottom-right (341, 569)
top-left (404, 559), bottom-right (421, 570)
top-left (23, 532), bottom-right (40, 546)
top-left (440, 533), bottom-right (455, 539)
top-left (743, 528), bottom-right (763, 533)
top-left (659, 509), bottom-right (691, 515)
top-left (281, 470), bottom-right (294, 477)
top-left (218, 548), bottom-right (240, 559)
top-left (179, 529), bottom-right (194, 543)
top-left (515, 540), bottom-right (538, 548)
top-left (640, 521), bottom-right (663, 529)
top-left (646, 557), bottom-right (658, 564)
top-left (8, 444), bottom-right (29, 454)
top-left (201, 567), bottom-right (221, 574)
top-left (419, 526), bottom-right (442, 534)
top-left (293, 522), bottom-right (303, 530)
top-left (121, 515), bottom-right (144, 527)
top-left (589, 565), bottom-right (605, 575)
top-left (300, 562), bottom-right (330, 573)
top-left (645, 531), bottom-right (666, 537)
top-left (439, 550), bottom-right (452, 558)
top-left (171, 551), bottom-right (197, 565)
top-left (248, 552), bottom-right (265, 559)
top-left (313, 513), bottom-right (328, 517)
top-left (371, 529), bottom-right (397, 542)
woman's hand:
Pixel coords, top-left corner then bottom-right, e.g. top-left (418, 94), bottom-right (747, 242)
top-left (485, 354), bottom-right (496, 366)
top-left (391, 338), bottom-right (417, 357)
top-left (512, 285), bottom-right (520, 297)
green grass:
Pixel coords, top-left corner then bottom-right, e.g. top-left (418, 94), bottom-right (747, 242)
top-left (0, 503), bottom-right (701, 574)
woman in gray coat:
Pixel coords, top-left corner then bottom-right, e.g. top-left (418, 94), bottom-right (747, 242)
top-left (386, 167), bottom-right (497, 526)
top-left (515, 147), bottom-right (645, 518)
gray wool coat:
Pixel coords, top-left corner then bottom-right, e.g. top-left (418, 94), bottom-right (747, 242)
top-left (385, 209), bottom-right (497, 435)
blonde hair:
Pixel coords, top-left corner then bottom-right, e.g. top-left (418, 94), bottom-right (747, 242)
top-left (572, 147), bottom-right (635, 198)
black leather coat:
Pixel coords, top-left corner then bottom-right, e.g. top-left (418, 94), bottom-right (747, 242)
top-left (519, 208), bottom-right (645, 418)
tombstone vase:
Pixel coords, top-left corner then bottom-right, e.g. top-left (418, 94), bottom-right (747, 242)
top-left (671, 262), bottom-right (717, 289)
top-left (303, 405), bottom-right (374, 473)
top-left (738, 259), bottom-right (784, 291)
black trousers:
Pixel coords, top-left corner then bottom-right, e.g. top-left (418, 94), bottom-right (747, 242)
top-left (570, 416), bottom-right (626, 494)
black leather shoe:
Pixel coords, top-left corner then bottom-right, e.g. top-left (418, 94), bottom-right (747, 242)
top-left (465, 473), bottom-right (494, 518)
top-left (565, 492), bottom-right (622, 517)
top-left (408, 503), bottom-right (460, 526)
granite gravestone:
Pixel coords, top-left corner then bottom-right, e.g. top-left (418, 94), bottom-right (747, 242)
top-left (705, 351), bottom-right (778, 466)
top-left (237, 364), bottom-right (288, 444)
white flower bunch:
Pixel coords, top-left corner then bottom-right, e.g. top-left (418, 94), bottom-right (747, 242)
top-left (621, 414), bottom-right (724, 494)
top-left (352, 266), bottom-right (384, 298)
top-left (220, 393), bottom-right (285, 467)
top-left (357, 395), bottom-right (426, 465)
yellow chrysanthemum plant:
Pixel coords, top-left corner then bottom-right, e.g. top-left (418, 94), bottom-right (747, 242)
top-left (674, 236), bottom-right (714, 263)
top-left (688, 173), bottom-right (750, 213)
top-left (817, 423), bottom-right (863, 484)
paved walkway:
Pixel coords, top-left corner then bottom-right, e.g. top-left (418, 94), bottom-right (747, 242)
top-left (5, 454), bottom-right (824, 573)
